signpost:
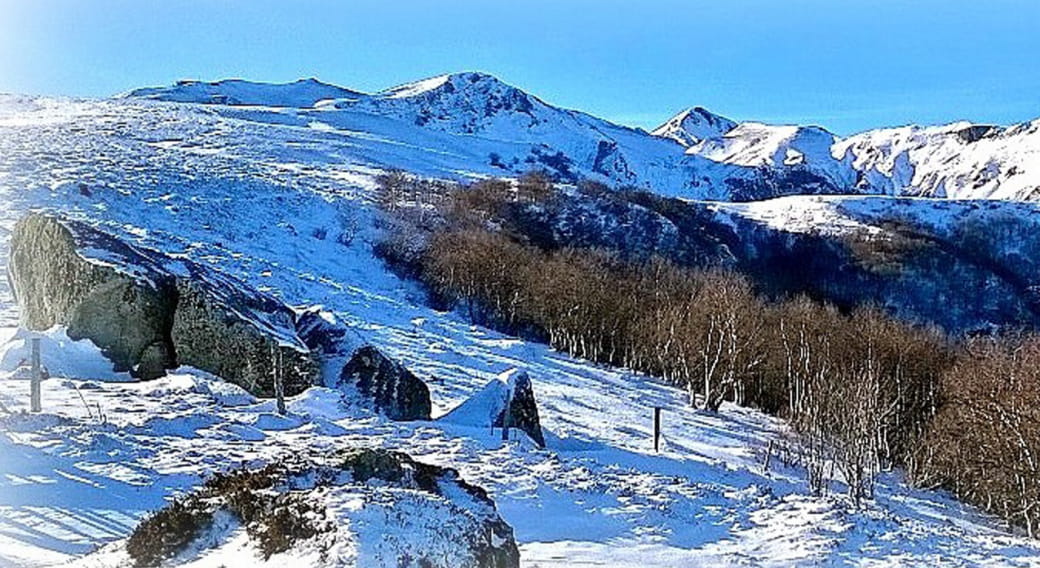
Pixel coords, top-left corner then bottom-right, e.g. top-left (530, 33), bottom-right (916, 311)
top-left (30, 336), bottom-right (42, 413)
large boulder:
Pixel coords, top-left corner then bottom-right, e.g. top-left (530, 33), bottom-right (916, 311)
top-left (339, 345), bottom-right (432, 421)
top-left (440, 368), bottom-right (545, 447)
top-left (8, 214), bottom-right (178, 379)
top-left (8, 213), bottom-right (436, 416)
top-left (170, 266), bottom-right (316, 397)
top-left (7, 213), bottom-right (317, 395)
top-left (298, 308), bottom-right (433, 421)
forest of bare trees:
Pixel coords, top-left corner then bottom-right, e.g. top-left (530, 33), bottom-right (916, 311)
top-left (373, 171), bottom-right (1040, 534)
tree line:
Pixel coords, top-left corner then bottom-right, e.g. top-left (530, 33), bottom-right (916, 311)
top-left (373, 170), bottom-right (1040, 535)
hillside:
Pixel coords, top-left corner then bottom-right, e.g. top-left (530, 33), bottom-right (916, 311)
top-left (2, 78), bottom-right (1040, 566)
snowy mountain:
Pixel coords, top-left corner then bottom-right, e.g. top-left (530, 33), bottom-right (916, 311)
top-left (123, 78), bottom-right (364, 107)
top-left (689, 122), bottom-right (858, 192)
top-left (4, 76), bottom-right (1040, 566)
top-left (119, 73), bottom-right (1040, 202)
top-left (835, 120), bottom-right (1040, 199)
top-left (116, 74), bottom-right (1040, 202)
top-left (650, 106), bottom-right (737, 147)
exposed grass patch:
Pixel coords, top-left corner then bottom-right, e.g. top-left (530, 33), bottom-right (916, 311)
top-left (126, 461), bottom-right (327, 566)
top-left (126, 497), bottom-right (212, 567)
top-left (125, 448), bottom-right (495, 566)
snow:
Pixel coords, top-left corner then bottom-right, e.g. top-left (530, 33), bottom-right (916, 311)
top-left (703, 193), bottom-right (1040, 243)
top-left (0, 82), bottom-right (1039, 566)
top-left (380, 74), bottom-right (453, 99)
top-left (706, 194), bottom-right (886, 236)
top-left (0, 327), bottom-right (133, 382)
top-left (437, 368), bottom-right (530, 432)
top-left (107, 73), bottom-right (1040, 202)
top-left (5, 327), bottom-right (1039, 567)
top-left (688, 122), bottom-right (857, 188)
top-left (834, 120), bottom-right (1040, 199)
top-left (123, 78), bottom-right (363, 108)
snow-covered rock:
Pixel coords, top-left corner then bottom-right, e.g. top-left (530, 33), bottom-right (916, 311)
top-left (338, 346), bottom-right (431, 421)
top-left (440, 368), bottom-right (545, 447)
top-left (70, 448), bottom-right (519, 568)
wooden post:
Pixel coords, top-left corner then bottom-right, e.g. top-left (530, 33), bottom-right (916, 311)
top-left (501, 389), bottom-right (512, 441)
top-left (653, 407), bottom-right (662, 453)
top-left (273, 346), bottom-right (286, 416)
top-left (30, 336), bottom-right (42, 413)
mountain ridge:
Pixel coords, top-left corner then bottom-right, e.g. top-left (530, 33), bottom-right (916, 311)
top-left (120, 73), bottom-right (1040, 201)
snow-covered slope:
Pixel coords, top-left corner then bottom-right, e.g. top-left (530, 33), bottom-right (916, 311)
top-left (118, 73), bottom-right (1040, 201)
top-left (2, 91), bottom-right (1040, 567)
top-left (689, 123), bottom-right (857, 188)
top-left (835, 120), bottom-right (1040, 199)
top-left (123, 78), bottom-right (364, 107)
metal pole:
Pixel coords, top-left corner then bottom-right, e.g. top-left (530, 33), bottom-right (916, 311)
top-left (653, 407), bottom-right (661, 453)
top-left (30, 336), bottom-right (41, 413)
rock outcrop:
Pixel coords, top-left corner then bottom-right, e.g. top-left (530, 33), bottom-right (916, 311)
top-left (169, 267), bottom-right (316, 397)
top-left (116, 448), bottom-right (520, 568)
top-left (440, 368), bottom-right (545, 447)
top-left (297, 307), bottom-right (432, 420)
top-left (337, 448), bottom-right (520, 568)
top-left (7, 213), bottom-right (316, 395)
top-left (339, 346), bottom-right (432, 421)
top-left (7, 214), bottom-right (436, 417)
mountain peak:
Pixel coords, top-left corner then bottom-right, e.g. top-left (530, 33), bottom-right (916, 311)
top-left (379, 71), bottom-right (516, 99)
top-left (652, 106), bottom-right (737, 147)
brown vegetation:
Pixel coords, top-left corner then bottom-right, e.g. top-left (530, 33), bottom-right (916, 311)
top-left (916, 335), bottom-right (1040, 537)
top-left (374, 171), bottom-right (1040, 530)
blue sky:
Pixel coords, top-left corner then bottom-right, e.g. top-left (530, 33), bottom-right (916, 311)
top-left (1, 0), bottom-right (1037, 135)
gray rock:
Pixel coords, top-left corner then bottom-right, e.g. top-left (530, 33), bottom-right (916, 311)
top-left (339, 345), bottom-right (431, 421)
top-left (170, 266), bottom-right (316, 397)
top-left (295, 306), bottom-right (359, 356)
top-left (498, 369), bottom-right (545, 447)
top-left (336, 448), bottom-right (520, 568)
top-left (440, 368), bottom-right (545, 447)
top-left (8, 213), bottom-right (434, 413)
top-left (8, 213), bottom-right (317, 394)
top-left (8, 213), bottom-right (177, 379)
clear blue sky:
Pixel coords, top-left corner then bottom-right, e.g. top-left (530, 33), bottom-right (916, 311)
top-left (1, 0), bottom-right (1037, 135)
